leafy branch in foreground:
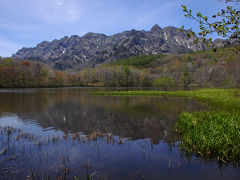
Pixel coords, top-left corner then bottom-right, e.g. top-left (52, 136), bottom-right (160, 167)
top-left (180, 1), bottom-right (239, 52)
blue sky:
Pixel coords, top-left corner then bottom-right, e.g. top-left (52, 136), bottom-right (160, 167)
top-left (0, 0), bottom-right (231, 57)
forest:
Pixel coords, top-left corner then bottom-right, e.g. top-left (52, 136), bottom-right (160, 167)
top-left (0, 46), bottom-right (239, 88)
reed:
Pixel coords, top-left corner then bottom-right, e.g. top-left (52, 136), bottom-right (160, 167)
top-left (175, 111), bottom-right (240, 163)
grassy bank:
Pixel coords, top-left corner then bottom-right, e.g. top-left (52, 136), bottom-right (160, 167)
top-left (93, 89), bottom-right (240, 110)
top-left (93, 88), bottom-right (240, 163)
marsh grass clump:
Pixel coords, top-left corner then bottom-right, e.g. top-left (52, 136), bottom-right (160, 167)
top-left (191, 89), bottom-right (240, 111)
top-left (0, 126), bottom-right (129, 179)
top-left (175, 111), bottom-right (240, 163)
top-left (74, 171), bottom-right (105, 180)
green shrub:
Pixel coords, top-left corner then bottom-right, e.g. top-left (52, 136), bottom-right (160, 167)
top-left (153, 76), bottom-right (175, 91)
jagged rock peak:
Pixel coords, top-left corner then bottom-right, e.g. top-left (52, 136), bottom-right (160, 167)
top-left (12, 24), bottom-right (213, 70)
top-left (151, 24), bottom-right (162, 32)
top-left (70, 35), bottom-right (80, 38)
top-left (83, 32), bottom-right (107, 39)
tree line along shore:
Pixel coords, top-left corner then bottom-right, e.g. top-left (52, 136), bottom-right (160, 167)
top-left (0, 47), bottom-right (239, 88)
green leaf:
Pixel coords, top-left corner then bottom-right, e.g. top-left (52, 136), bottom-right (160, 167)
top-left (197, 12), bottom-right (202, 17)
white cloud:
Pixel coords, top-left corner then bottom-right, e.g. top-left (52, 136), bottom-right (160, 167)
top-left (0, 0), bottom-right (82, 24)
top-left (55, 0), bottom-right (65, 6)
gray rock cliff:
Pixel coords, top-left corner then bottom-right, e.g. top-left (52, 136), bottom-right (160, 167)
top-left (13, 25), bottom-right (206, 70)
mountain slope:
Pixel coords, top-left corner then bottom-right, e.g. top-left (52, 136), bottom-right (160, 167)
top-left (13, 25), bottom-right (206, 70)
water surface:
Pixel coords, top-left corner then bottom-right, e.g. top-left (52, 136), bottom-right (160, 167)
top-left (0, 88), bottom-right (239, 179)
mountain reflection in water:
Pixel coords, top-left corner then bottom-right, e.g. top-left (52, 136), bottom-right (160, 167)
top-left (1, 88), bottom-right (239, 180)
top-left (0, 88), bottom-right (206, 144)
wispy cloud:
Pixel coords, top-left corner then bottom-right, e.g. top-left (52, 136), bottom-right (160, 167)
top-left (55, 0), bottom-right (65, 6)
top-left (0, 0), bottom-right (82, 25)
top-left (35, 0), bottom-right (81, 24)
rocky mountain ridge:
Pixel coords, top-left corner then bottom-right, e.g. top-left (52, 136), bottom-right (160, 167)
top-left (13, 25), bottom-right (210, 70)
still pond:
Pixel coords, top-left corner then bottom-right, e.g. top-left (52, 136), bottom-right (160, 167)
top-left (0, 88), bottom-right (239, 179)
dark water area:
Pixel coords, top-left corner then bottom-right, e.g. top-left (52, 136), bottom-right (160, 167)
top-left (0, 88), bottom-right (239, 180)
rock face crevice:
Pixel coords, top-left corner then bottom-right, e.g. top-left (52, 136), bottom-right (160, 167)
top-left (13, 25), bottom-right (206, 70)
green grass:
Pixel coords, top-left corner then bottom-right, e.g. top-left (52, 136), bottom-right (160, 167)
top-left (93, 88), bottom-right (240, 163)
top-left (175, 111), bottom-right (240, 163)
top-left (93, 89), bottom-right (240, 110)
